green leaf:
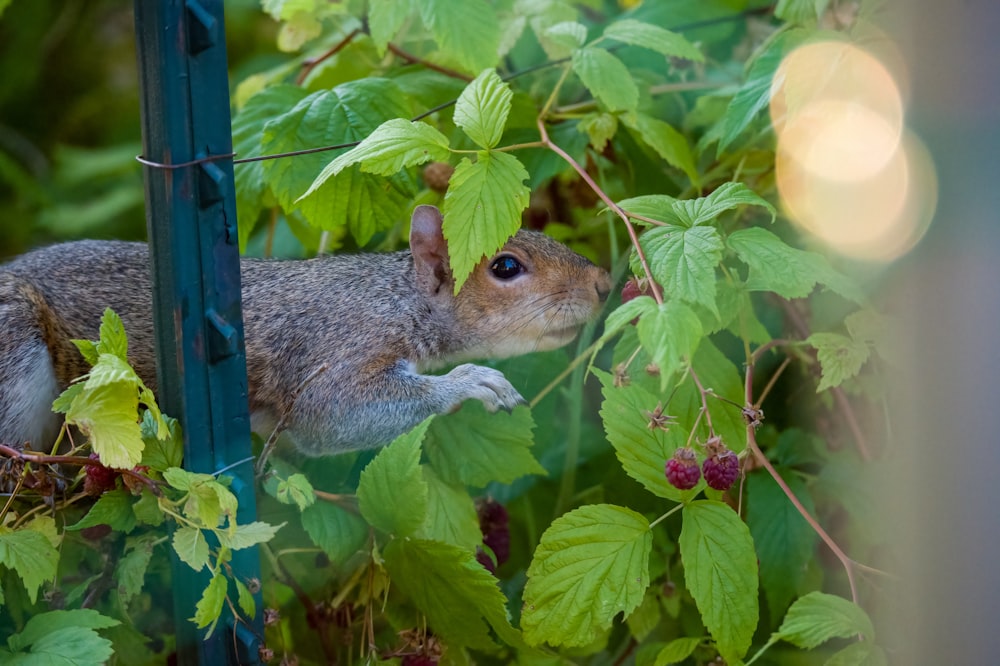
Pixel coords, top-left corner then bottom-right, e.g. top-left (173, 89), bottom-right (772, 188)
top-left (164, 468), bottom-right (237, 528)
top-left (115, 536), bottom-right (155, 609)
top-left (301, 501), bottom-right (370, 564)
top-left (275, 473), bottom-right (316, 510)
top-left (627, 589), bottom-right (662, 642)
top-left (636, 300), bottom-right (703, 388)
top-left (65, 381), bottom-right (144, 469)
top-left (826, 640), bottom-right (888, 666)
top-left (617, 194), bottom-right (680, 225)
top-left (235, 578), bottom-right (256, 620)
top-left (775, 0), bottom-right (828, 23)
top-left (454, 69), bottom-right (513, 150)
top-left (728, 227), bottom-right (843, 300)
top-left (572, 46), bottom-right (638, 113)
top-left (681, 181), bottom-right (776, 226)
top-left (625, 114), bottom-right (699, 185)
top-left (777, 591), bottom-right (875, 648)
top-left (7, 609), bottom-right (119, 653)
top-left (72, 339), bottom-right (99, 366)
top-left (218, 521), bottom-right (283, 551)
top-left (441, 151), bottom-right (530, 290)
top-left (719, 29), bottom-right (810, 152)
top-left (302, 118), bottom-right (450, 189)
top-left (654, 636), bottom-right (706, 665)
top-left (597, 370), bottom-right (697, 502)
top-left (139, 411), bottom-right (182, 472)
top-left (425, 403), bottom-right (543, 487)
top-left (0, 527), bottom-right (59, 604)
top-left (299, 166), bottom-right (413, 246)
top-left (83, 354), bottom-right (137, 393)
top-left (596, 295), bottom-right (657, 350)
top-left (522, 504), bottom-right (652, 648)
top-left (414, 0), bottom-right (501, 74)
top-left (578, 112), bottom-right (618, 152)
top-left (132, 489), bottom-right (165, 527)
top-left (357, 418), bottom-right (431, 536)
top-left (192, 573), bottom-right (228, 632)
top-left (417, 466), bottom-right (482, 550)
top-left (747, 470), bottom-right (818, 617)
top-left (172, 526), bottom-right (210, 572)
top-left (369, 0), bottom-right (412, 53)
top-left (642, 225), bottom-right (724, 317)
top-left (602, 19), bottom-right (704, 62)
top-left (680, 500), bottom-right (759, 663)
top-left (384, 538), bottom-right (522, 650)
top-left (541, 21), bottom-right (588, 58)
top-left (807, 332), bottom-right (871, 391)
top-left (66, 489), bottom-right (137, 533)
top-left (12, 626), bottom-right (115, 665)
top-left (96, 308), bottom-right (129, 360)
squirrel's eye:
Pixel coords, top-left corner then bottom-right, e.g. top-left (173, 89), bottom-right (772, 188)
top-left (490, 255), bottom-right (524, 280)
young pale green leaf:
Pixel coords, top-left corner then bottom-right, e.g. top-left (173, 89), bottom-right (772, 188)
top-left (192, 573), bottom-right (228, 631)
top-left (218, 521), bottom-right (284, 551)
top-left (578, 112), bottom-right (618, 152)
top-left (728, 227), bottom-right (839, 300)
top-left (73, 339), bottom-right (100, 366)
top-left (368, 0), bottom-right (412, 53)
top-left (0, 526), bottom-right (59, 604)
top-left (181, 477), bottom-right (238, 529)
top-left (808, 332), bottom-right (871, 391)
top-left (7, 609), bottom-right (119, 653)
top-left (747, 470), bottom-right (818, 617)
top-left (357, 418), bottom-right (431, 536)
top-left (96, 308), bottom-right (129, 360)
top-left (66, 489), bottom-right (137, 533)
top-left (442, 151), bottom-right (529, 290)
top-left (425, 403), bottom-right (543, 487)
top-left (625, 114), bottom-right (699, 185)
top-left (418, 466), bottom-right (483, 550)
top-left (522, 504), bottom-right (651, 647)
top-left (641, 225), bottom-right (724, 317)
top-left (719, 29), bottom-right (810, 152)
top-left (596, 369), bottom-right (699, 502)
top-left (84, 353), bottom-right (140, 391)
top-left (66, 380), bottom-right (144, 469)
top-left (654, 636), bottom-right (706, 665)
top-left (636, 300), bottom-right (703, 388)
top-left (542, 21), bottom-right (588, 58)
top-left (301, 501), bottom-right (370, 564)
top-left (572, 46), bottom-right (638, 113)
top-left (275, 473), bottom-right (316, 510)
top-left (680, 500), bottom-right (759, 663)
top-left (777, 591), bottom-right (875, 648)
top-left (384, 538), bottom-right (523, 650)
top-left (602, 19), bottom-right (704, 62)
top-left (454, 69), bottom-right (513, 150)
top-left (172, 526), bottom-right (210, 572)
top-left (235, 578), bottom-right (256, 620)
top-left (115, 535), bottom-right (155, 609)
top-left (163, 466), bottom-right (213, 492)
top-left (414, 0), bottom-right (501, 74)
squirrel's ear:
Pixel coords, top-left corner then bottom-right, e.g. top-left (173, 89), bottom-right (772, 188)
top-left (410, 205), bottom-right (452, 296)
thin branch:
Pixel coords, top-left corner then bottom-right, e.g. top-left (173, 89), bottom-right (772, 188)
top-left (687, 367), bottom-right (715, 434)
top-left (296, 28), bottom-right (361, 85)
top-left (387, 43), bottom-right (472, 81)
top-left (0, 445), bottom-right (161, 496)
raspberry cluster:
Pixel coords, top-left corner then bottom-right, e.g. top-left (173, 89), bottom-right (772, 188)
top-left (663, 437), bottom-right (741, 492)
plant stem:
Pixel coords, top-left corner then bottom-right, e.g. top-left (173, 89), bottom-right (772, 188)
top-left (648, 502), bottom-right (685, 529)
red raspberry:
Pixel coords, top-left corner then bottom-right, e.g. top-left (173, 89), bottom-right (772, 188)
top-left (702, 438), bottom-right (740, 491)
top-left (401, 656), bottom-right (438, 666)
top-left (665, 448), bottom-right (701, 490)
top-left (477, 498), bottom-right (510, 568)
top-left (84, 453), bottom-right (120, 495)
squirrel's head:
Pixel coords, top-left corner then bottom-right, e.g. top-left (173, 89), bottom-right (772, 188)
top-left (409, 205), bottom-right (611, 361)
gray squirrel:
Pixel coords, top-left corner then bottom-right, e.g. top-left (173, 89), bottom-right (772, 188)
top-left (0, 205), bottom-right (611, 456)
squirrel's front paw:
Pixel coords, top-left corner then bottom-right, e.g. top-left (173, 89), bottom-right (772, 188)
top-left (446, 363), bottom-right (527, 413)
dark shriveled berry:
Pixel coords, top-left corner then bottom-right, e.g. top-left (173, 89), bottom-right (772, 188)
top-left (665, 447), bottom-right (701, 490)
top-left (84, 453), bottom-right (120, 495)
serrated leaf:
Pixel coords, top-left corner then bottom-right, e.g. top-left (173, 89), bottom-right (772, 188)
top-left (625, 113), bottom-right (699, 185)
top-left (728, 227), bottom-right (843, 300)
top-left (0, 527), bottom-right (59, 604)
top-left (96, 308), bottom-right (128, 360)
top-left (218, 521), bottom-right (283, 551)
top-left (132, 489), bottom-right (164, 527)
top-left (301, 501), bottom-right (369, 564)
top-left (425, 403), bottom-right (543, 487)
top-left (299, 166), bottom-right (413, 246)
top-left (602, 19), bottom-right (704, 62)
top-left (747, 470), bottom-right (818, 618)
top-left (808, 332), bottom-right (871, 391)
top-left (642, 225), bottom-right (724, 317)
top-left (73, 339), bottom-right (100, 366)
top-left (597, 370), bottom-right (698, 502)
top-left (66, 380), bottom-right (144, 469)
top-left (369, 0), bottom-right (412, 53)
top-left (719, 29), bottom-right (811, 152)
top-left (441, 151), bottom-right (530, 290)
top-left (680, 501), bottom-right (759, 663)
top-left (83, 353), bottom-right (138, 390)
top-left (522, 504), bottom-right (651, 648)
top-left (52, 381), bottom-right (84, 414)
top-left (172, 526), bottom-right (210, 572)
top-left (597, 295), bottom-right (657, 349)
top-left (578, 112), bottom-right (618, 152)
top-left (384, 538), bottom-right (522, 650)
top-left (418, 466), bottom-right (482, 550)
top-left (7, 609), bottom-right (119, 652)
top-left (192, 573), bottom-right (228, 631)
top-left (454, 69), bottom-right (513, 150)
top-left (116, 536), bottom-right (155, 608)
top-left (572, 46), bottom-right (638, 113)
top-left (636, 300), bottom-right (703, 388)
top-left (541, 21), bottom-right (588, 58)
top-left (357, 418), bottom-right (431, 536)
top-left (139, 411), bottom-right (182, 472)
top-left (415, 0), bottom-right (501, 74)
top-left (275, 472), bottom-right (316, 510)
top-left (777, 591), bottom-right (875, 648)
top-left (235, 578), bottom-right (256, 620)
top-left (15, 626), bottom-right (115, 665)
top-left (654, 636), bottom-right (706, 665)
top-left (66, 489), bottom-right (136, 533)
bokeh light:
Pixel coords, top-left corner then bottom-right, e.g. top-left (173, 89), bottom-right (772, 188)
top-left (771, 40), bottom-right (936, 262)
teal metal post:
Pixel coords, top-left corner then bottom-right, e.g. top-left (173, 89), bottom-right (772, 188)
top-left (133, 1), bottom-right (263, 663)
